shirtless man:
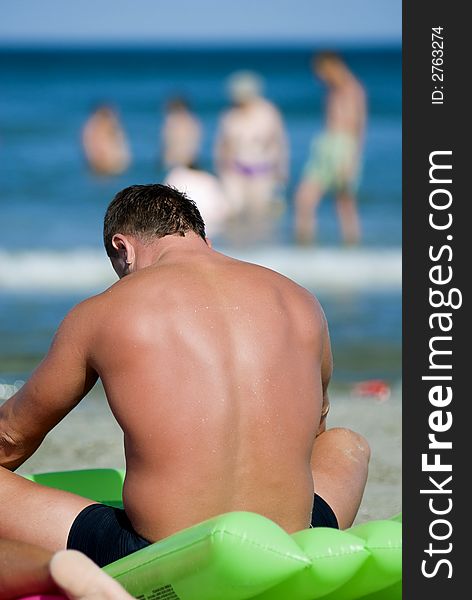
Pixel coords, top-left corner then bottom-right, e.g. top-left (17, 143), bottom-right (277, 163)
top-left (82, 105), bottom-right (131, 176)
top-left (214, 71), bottom-right (288, 220)
top-left (295, 52), bottom-right (367, 245)
top-left (0, 184), bottom-right (369, 567)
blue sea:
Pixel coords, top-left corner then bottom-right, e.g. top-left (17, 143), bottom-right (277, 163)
top-left (0, 46), bottom-right (401, 389)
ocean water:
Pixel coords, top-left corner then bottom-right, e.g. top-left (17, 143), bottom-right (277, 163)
top-left (0, 46), bottom-right (401, 388)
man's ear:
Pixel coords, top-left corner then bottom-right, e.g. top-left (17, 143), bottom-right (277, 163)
top-left (112, 234), bottom-right (135, 265)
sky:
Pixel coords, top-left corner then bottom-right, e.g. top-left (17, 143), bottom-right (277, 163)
top-left (0, 0), bottom-right (401, 46)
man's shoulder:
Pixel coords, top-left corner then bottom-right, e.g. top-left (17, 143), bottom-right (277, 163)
top-left (62, 283), bottom-right (149, 343)
top-left (234, 257), bottom-right (317, 302)
top-left (262, 99), bottom-right (282, 117)
top-left (349, 77), bottom-right (366, 99)
top-left (61, 292), bottom-right (109, 329)
top-left (50, 293), bottom-right (110, 355)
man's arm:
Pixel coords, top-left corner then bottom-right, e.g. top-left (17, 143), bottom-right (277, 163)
top-left (0, 300), bottom-right (98, 471)
top-left (317, 313), bottom-right (333, 436)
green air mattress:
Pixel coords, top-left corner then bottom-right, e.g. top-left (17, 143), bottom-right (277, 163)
top-left (24, 469), bottom-right (402, 600)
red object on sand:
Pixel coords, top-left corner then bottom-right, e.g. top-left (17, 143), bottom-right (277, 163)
top-left (351, 379), bottom-right (391, 402)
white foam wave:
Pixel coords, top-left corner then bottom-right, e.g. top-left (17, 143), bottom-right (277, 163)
top-left (0, 249), bottom-right (116, 292)
top-left (0, 247), bottom-right (401, 293)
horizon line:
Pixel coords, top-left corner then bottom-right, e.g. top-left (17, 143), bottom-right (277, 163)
top-left (0, 38), bottom-right (402, 51)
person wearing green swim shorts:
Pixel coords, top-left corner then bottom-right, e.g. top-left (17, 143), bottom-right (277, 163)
top-left (294, 52), bottom-right (367, 245)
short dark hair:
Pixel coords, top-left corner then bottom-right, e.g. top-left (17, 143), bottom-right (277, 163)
top-left (166, 96), bottom-right (189, 112)
top-left (314, 51), bottom-right (343, 68)
top-left (103, 184), bottom-right (206, 257)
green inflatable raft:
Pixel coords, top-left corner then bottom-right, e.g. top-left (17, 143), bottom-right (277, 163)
top-left (24, 468), bottom-right (402, 600)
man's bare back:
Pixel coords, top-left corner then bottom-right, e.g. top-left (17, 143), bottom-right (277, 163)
top-left (0, 184), bottom-right (368, 565)
top-left (86, 242), bottom-right (327, 539)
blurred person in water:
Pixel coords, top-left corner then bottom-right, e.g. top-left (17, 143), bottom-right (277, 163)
top-left (214, 71), bottom-right (289, 221)
top-left (161, 96), bottom-right (202, 170)
top-left (294, 52), bottom-right (367, 245)
top-left (165, 160), bottom-right (230, 240)
top-left (82, 104), bottom-right (131, 176)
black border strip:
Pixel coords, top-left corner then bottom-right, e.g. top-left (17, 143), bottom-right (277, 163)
top-left (403, 1), bottom-right (467, 596)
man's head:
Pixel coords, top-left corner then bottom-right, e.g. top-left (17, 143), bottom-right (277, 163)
top-left (312, 51), bottom-right (348, 86)
top-left (104, 184), bottom-right (206, 277)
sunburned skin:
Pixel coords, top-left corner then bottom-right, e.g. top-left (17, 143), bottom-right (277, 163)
top-left (87, 235), bottom-right (329, 539)
top-left (0, 185), bottom-right (370, 557)
top-left (0, 232), bottom-right (331, 546)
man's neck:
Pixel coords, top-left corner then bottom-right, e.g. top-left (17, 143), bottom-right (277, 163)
top-left (135, 233), bottom-right (211, 271)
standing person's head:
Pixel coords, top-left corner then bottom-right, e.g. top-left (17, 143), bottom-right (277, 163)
top-left (226, 71), bottom-right (264, 106)
top-left (104, 184), bottom-right (206, 277)
top-left (92, 103), bottom-right (118, 122)
top-left (165, 96), bottom-right (191, 115)
top-left (312, 52), bottom-right (349, 86)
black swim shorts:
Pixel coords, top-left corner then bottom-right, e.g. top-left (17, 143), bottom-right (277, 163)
top-left (69, 495), bottom-right (338, 567)
top-left (311, 494), bottom-right (339, 529)
top-left (67, 504), bottom-right (151, 567)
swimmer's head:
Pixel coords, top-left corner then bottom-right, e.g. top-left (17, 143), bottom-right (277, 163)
top-left (166, 96), bottom-right (190, 113)
top-left (226, 71), bottom-right (264, 105)
top-left (104, 184), bottom-right (206, 277)
top-left (92, 104), bottom-right (117, 119)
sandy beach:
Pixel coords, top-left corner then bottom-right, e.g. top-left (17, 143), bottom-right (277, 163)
top-left (16, 383), bottom-right (401, 525)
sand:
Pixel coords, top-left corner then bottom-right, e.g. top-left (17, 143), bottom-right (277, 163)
top-left (16, 384), bottom-right (402, 525)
